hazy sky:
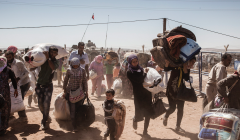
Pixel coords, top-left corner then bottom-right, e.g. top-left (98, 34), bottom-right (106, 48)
top-left (0, 0), bottom-right (240, 50)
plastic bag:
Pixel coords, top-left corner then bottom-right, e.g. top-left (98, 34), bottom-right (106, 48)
top-left (53, 93), bottom-right (71, 120)
top-left (24, 43), bottom-right (68, 68)
top-left (143, 67), bottom-right (163, 93)
top-left (112, 78), bottom-right (122, 89)
top-left (89, 70), bottom-right (97, 80)
top-left (10, 83), bottom-right (25, 114)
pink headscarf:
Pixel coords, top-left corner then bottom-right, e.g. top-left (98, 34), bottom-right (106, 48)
top-left (0, 56), bottom-right (7, 73)
top-left (7, 46), bottom-right (18, 53)
top-left (94, 55), bottom-right (103, 62)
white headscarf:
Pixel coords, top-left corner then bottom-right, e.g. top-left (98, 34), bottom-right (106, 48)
top-left (70, 57), bottom-right (81, 74)
top-left (0, 56), bottom-right (7, 73)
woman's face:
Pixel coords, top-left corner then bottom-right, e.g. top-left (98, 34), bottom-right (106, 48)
top-left (97, 59), bottom-right (102, 63)
top-left (188, 59), bottom-right (196, 69)
top-left (72, 65), bottom-right (79, 69)
top-left (131, 58), bottom-right (138, 67)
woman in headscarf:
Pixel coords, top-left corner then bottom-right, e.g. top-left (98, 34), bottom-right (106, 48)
top-left (118, 59), bottom-right (133, 98)
top-left (63, 57), bottom-right (88, 131)
top-left (163, 57), bottom-right (196, 132)
top-left (0, 56), bottom-right (18, 135)
top-left (126, 54), bottom-right (153, 137)
top-left (89, 55), bottom-right (104, 97)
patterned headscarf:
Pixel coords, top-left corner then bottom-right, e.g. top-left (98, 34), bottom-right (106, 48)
top-left (7, 46), bottom-right (18, 53)
top-left (70, 57), bottom-right (80, 66)
top-left (127, 54), bottom-right (143, 73)
top-left (70, 57), bottom-right (81, 74)
top-left (0, 56), bottom-right (7, 73)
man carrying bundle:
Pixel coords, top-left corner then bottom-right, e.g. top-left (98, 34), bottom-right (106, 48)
top-left (34, 46), bottom-right (59, 130)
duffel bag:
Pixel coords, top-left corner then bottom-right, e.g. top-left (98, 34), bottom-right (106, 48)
top-left (151, 93), bottom-right (166, 119)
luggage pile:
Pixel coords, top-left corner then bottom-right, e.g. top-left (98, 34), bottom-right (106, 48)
top-left (137, 53), bottom-right (151, 68)
top-left (199, 107), bottom-right (240, 140)
top-left (23, 43), bottom-right (68, 68)
top-left (103, 51), bottom-right (119, 65)
top-left (151, 26), bottom-right (201, 68)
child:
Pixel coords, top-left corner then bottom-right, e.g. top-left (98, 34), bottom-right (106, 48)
top-left (103, 89), bottom-right (116, 140)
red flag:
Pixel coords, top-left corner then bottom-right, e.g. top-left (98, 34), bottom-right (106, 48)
top-left (92, 14), bottom-right (94, 20)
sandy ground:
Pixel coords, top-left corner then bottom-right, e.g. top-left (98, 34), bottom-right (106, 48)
top-left (1, 76), bottom-right (204, 140)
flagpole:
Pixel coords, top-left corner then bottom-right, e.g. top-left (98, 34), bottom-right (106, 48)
top-left (81, 13), bottom-right (94, 42)
top-left (105, 15), bottom-right (109, 48)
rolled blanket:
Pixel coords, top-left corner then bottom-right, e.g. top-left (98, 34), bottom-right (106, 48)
top-left (167, 35), bottom-right (187, 59)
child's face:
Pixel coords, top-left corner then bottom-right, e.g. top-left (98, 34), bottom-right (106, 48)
top-left (72, 65), bottom-right (79, 69)
top-left (106, 92), bottom-right (114, 100)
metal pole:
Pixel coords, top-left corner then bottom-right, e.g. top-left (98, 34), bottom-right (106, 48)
top-left (163, 18), bottom-right (167, 35)
top-left (81, 15), bottom-right (93, 42)
top-left (200, 52), bottom-right (203, 93)
top-left (105, 15), bottom-right (109, 48)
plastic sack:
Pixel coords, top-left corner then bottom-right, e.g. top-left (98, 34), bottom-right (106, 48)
top-left (199, 111), bottom-right (240, 140)
top-left (25, 72), bottom-right (36, 97)
top-left (180, 38), bottom-right (201, 63)
top-left (112, 78), bottom-right (122, 89)
top-left (89, 70), bottom-right (97, 80)
top-left (24, 43), bottom-right (68, 68)
top-left (143, 67), bottom-right (163, 94)
top-left (53, 93), bottom-right (71, 120)
top-left (10, 83), bottom-right (25, 114)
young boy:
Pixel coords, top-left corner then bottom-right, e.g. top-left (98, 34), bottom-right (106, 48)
top-left (103, 89), bottom-right (116, 140)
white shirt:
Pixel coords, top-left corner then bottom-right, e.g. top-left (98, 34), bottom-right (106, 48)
top-left (10, 59), bottom-right (30, 86)
top-left (207, 62), bottom-right (227, 86)
top-left (69, 51), bottom-right (89, 69)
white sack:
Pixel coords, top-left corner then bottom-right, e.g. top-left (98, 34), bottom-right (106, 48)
top-left (25, 71), bottom-right (36, 97)
top-left (112, 78), bottom-right (122, 89)
top-left (89, 70), bottom-right (97, 80)
top-left (24, 43), bottom-right (68, 68)
top-left (10, 83), bottom-right (25, 114)
top-left (53, 93), bottom-right (71, 120)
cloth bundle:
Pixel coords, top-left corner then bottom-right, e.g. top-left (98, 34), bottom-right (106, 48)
top-left (53, 93), bottom-right (71, 120)
top-left (103, 51), bottom-right (119, 64)
top-left (23, 43), bottom-right (68, 68)
top-left (199, 110), bottom-right (240, 140)
top-left (151, 26), bottom-right (199, 68)
top-left (137, 53), bottom-right (151, 68)
top-left (112, 100), bottom-right (126, 140)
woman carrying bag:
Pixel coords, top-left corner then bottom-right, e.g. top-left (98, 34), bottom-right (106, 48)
top-left (163, 57), bottom-right (196, 132)
top-left (63, 57), bottom-right (88, 132)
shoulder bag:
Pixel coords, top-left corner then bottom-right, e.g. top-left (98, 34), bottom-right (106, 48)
top-left (151, 93), bottom-right (167, 119)
top-left (177, 80), bottom-right (197, 102)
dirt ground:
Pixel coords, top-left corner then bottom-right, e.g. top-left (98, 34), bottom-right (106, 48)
top-left (1, 75), bottom-right (204, 140)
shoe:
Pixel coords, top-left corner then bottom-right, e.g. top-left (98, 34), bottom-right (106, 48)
top-left (163, 117), bottom-right (168, 126)
top-left (19, 116), bottom-right (28, 122)
top-left (104, 130), bottom-right (109, 137)
top-left (27, 104), bottom-right (31, 108)
top-left (133, 119), bottom-right (137, 130)
top-left (41, 123), bottom-right (48, 130)
top-left (175, 126), bottom-right (185, 132)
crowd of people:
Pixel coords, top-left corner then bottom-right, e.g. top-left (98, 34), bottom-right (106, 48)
top-left (0, 42), bottom-right (239, 140)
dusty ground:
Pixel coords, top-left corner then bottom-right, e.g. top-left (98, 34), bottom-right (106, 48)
top-left (1, 75), bottom-right (203, 140)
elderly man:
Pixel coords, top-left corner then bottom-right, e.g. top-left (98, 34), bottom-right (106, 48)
top-left (5, 50), bottom-right (30, 119)
top-left (69, 42), bottom-right (90, 79)
top-left (217, 65), bottom-right (240, 109)
top-left (205, 53), bottom-right (232, 103)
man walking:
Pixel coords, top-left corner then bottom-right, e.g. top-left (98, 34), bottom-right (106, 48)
top-left (205, 53), bottom-right (232, 103)
top-left (35, 46), bottom-right (59, 130)
top-left (5, 50), bottom-right (30, 119)
top-left (69, 42), bottom-right (90, 80)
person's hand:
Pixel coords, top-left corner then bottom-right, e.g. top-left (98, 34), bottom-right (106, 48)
top-left (224, 97), bottom-right (229, 104)
top-left (145, 68), bottom-right (149, 73)
top-left (14, 89), bottom-right (18, 98)
top-left (43, 51), bottom-right (49, 59)
top-left (165, 60), bottom-right (170, 67)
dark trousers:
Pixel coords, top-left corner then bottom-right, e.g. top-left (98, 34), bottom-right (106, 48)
top-left (69, 98), bottom-right (85, 129)
top-left (165, 96), bottom-right (185, 127)
top-left (106, 119), bottom-right (116, 140)
top-left (18, 82), bottom-right (30, 117)
top-left (35, 83), bottom-right (53, 125)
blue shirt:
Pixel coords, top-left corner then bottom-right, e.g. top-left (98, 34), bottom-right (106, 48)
top-left (69, 50), bottom-right (89, 69)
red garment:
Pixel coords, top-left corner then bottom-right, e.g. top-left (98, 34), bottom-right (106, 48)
top-left (166, 35), bottom-right (187, 59)
top-left (151, 56), bottom-right (154, 61)
top-left (234, 71), bottom-right (239, 75)
top-left (7, 46), bottom-right (17, 53)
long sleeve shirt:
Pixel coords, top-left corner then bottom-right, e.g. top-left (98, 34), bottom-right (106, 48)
top-left (89, 61), bottom-right (103, 79)
top-left (63, 68), bottom-right (88, 94)
top-left (10, 59), bottom-right (30, 86)
top-left (207, 62), bottom-right (227, 86)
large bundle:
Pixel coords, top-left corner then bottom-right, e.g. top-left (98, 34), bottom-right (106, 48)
top-left (23, 43), bottom-right (68, 68)
top-left (10, 83), bottom-right (25, 114)
top-left (103, 51), bottom-right (119, 64)
top-left (25, 71), bottom-right (36, 97)
top-left (112, 100), bottom-right (126, 139)
top-left (199, 111), bottom-right (240, 140)
top-left (151, 26), bottom-right (200, 68)
top-left (53, 93), bottom-right (71, 120)
top-left (137, 53), bottom-right (151, 68)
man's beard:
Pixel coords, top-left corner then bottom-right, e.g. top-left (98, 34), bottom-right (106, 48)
top-left (7, 58), bottom-right (14, 64)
